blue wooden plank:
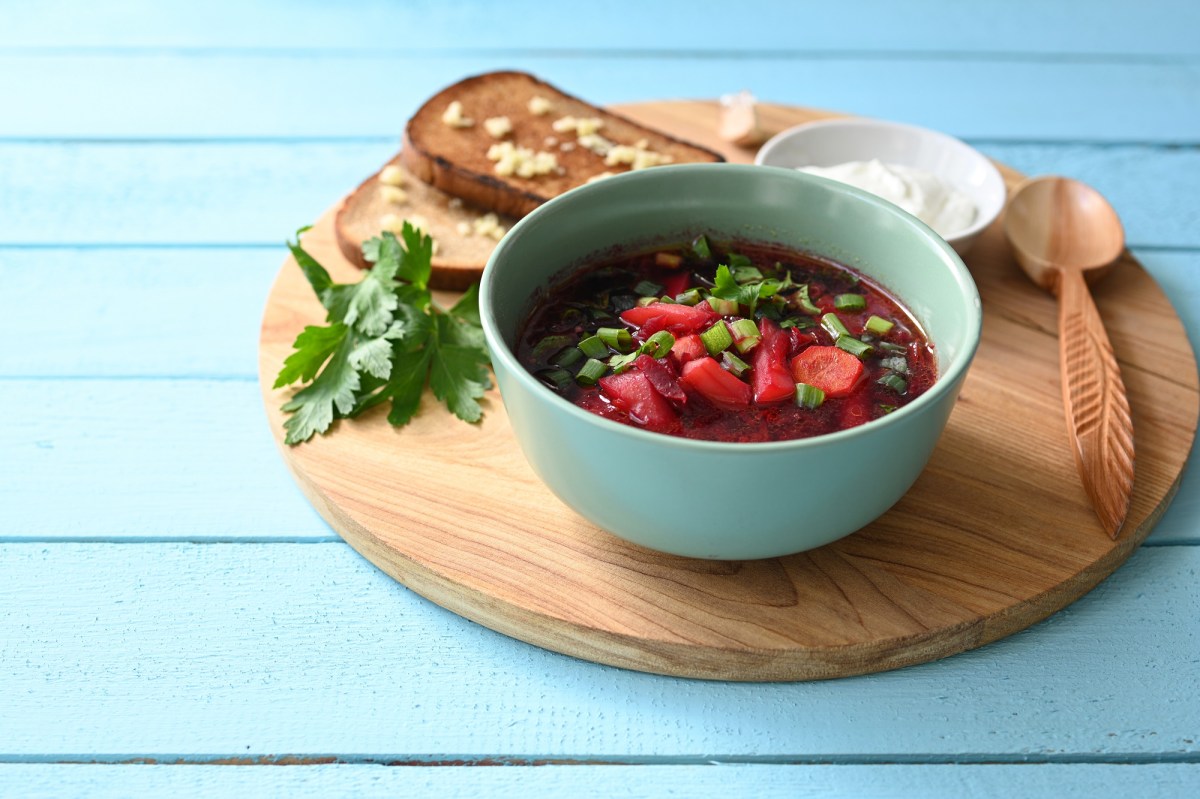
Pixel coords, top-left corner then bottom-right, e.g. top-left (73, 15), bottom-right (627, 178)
top-left (2, 143), bottom-right (1197, 248)
top-left (0, 380), bottom-right (330, 540)
top-left (2, 248), bottom-right (279, 379)
top-left (0, 141), bottom-right (394, 246)
top-left (0, 764), bottom-right (1197, 799)
top-left (1, 55), bottom-right (1197, 142)
top-left (0, 140), bottom-right (395, 246)
top-left (0, 543), bottom-right (1197, 758)
top-left (4, 0), bottom-right (1197, 56)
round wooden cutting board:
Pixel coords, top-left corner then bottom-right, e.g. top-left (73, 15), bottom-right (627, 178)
top-left (258, 101), bottom-right (1199, 681)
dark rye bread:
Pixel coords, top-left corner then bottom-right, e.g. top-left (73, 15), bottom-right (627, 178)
top-left (400, 70), bottom-right (726, 218)
top-left (333, 157), bottom-right (517, 290)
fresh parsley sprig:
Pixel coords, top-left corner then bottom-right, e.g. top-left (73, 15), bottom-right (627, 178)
top-left (709, 263), bottom-right (785, 317)
top-left (274, 223), bottom-right (490, 445)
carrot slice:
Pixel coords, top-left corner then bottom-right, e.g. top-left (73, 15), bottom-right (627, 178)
top-left (789, 345), bottom-right (864, 398)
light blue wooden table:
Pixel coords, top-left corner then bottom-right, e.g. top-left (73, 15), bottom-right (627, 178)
top-left (4, 2), bottom-right (1199, 796)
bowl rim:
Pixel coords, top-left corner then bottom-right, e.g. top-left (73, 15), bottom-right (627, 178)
top-left (480, 162), bottom-right (982, 454)
top-left (753, 116), bottom-right (1006, 244)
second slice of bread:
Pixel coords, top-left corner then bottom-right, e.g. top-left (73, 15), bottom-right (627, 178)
top-left (334, 156), bottom-right (516, 290)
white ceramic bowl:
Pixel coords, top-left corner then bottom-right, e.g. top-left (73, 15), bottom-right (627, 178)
top-left (754, 118), bottom-right (1006, 256)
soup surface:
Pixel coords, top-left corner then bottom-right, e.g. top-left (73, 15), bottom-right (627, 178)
top-left (515, 236), bottom-right (936, 443)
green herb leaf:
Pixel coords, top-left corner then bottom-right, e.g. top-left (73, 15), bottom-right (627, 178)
top-left (450, 282), bottom-right (483, 326)
top-left (382, 347), bottom-right (434, 426)
top-left (348, 335), bottom-right (395, 380)
top-left (400, 223), bottom-right (434, 288)
top-left (281, 334), bottom-right (361, 445)
top-left (287, 228), bottom-right (333, 302)
top-left (429, 315), bottom-right (490, 423)
top-left (274, 323), bottom-right (347, 388)
top-left (278, 221), bottom-right (492, 444)
top-left (710, 264), bottom-right (780, 317)
top-left (350, 315), bottom-right (433, 418)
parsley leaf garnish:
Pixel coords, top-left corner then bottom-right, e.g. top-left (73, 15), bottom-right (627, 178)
top-left (275, 223), bottom-right (491, 445)
top-left (710, 263), bottom-right (783, 317)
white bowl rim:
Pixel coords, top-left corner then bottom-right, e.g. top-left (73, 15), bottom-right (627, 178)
top-left (480, 163), bottom-right (983, 454)
top-left (753, 116), bottom-right (1006, 244)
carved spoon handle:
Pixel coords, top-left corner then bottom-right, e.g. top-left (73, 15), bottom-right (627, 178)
top-left (1057, 267), bottom-right (1135, 538)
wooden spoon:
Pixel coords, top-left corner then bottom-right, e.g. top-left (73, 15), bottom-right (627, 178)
top-left (1004, 176), bottom-right (1134, 538)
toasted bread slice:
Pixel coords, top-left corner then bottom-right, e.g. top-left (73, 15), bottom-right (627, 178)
top-left (401, 70), bottom-right (725, 218)
top-left (334, 156), bottom-right (516, 290)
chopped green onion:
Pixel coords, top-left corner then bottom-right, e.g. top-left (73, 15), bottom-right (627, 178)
top-left (733, 265), bottom-right (764, 284)
top-left (721, 351), bottom-right (750, 377)
top-left (641, 330), bottom-right (676, 358)
top-left (779, 317), bottom-right (814, 330)
top-left (657, 295), bottom-right (677, 304)
top-left (791, 284), bottom-right (821, 315)
top-left (550, 346), bottom-right (583, 368)
top-left (707, 296), bottom-right (739, 316)
top-left (836, 336), bottom-right (874, 359)
top-left (538, 369), bottom-right (574, 391)
top-left (880, 355), bottom-right (908, 374)
top-left (834, 293), bottom-right (867, 311)
top-left (607, 351), bottom-right (638, 374)
top-left (700, 321), bottom-right (733, 355)
top-left (879, 341), bottom-right (908, 354)
top-left (576, 358), bottom-right (607, 386)
top-left (655, 251), bottom-right (683, 269)
top-left (634, 280), bottom-right (664, 297)
top-left (821, 312), bottom-right (850, 340)
top-left (865, 315), bottom-right (895, 336)
top-left (691, 234), bottom-right (712, 260)
top-left (597, 326), bottom-right (634, 353)
top-left (795, 383), bottom-right (826, 409)
top-left (729, 318), bottom-right (762, 353)
top-left (636, 296), bottom-right (658, 307)
top-left (674, 288), bottom-right (703, 306)
top-left (531, 334), bottom-right (575, 361)
top-left (878, 372), bottom-right (908, 393)
top-left (879, 404), bottom-right (898, 415)
top-left (578, 335), bottom-right (608, 359)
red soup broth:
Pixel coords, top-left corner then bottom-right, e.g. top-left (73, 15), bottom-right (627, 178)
top-left (515, 236), bottom-right (936, 443)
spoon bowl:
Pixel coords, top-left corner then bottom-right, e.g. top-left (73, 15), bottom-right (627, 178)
top-left (1004, 176), bottom-right (1134, 538)
top-left (1005, 176), bottom-right (1125, 289)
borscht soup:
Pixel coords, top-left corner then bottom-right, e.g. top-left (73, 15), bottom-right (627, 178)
top-left (515, 235), bottom-right (936, 443)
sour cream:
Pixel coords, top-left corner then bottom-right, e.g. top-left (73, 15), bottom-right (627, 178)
top-left (799, 159), bottom-right (976, 238)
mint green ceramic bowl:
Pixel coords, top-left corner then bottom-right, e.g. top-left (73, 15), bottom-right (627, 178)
top-left (480, 163), bottom-right (981, 560)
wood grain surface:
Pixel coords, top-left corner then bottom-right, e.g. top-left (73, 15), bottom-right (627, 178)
top-left (257, 102), bottom-right (1199, 681)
